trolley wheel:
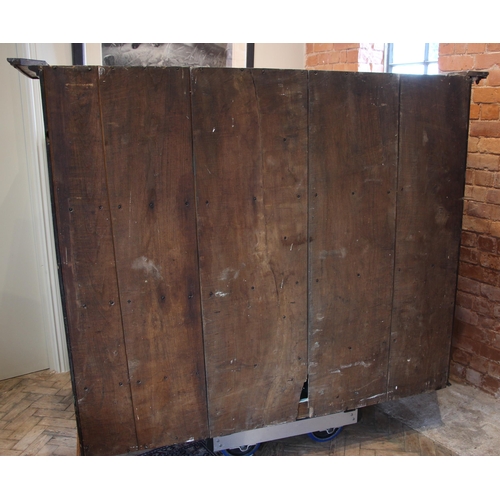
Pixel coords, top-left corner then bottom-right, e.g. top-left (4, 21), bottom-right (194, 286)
top-left (308, 427), bottom-right (343, 442)
top-left (221, 443), bottom-right (260, 456)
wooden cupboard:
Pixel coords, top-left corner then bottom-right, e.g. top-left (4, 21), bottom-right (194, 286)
top-left (30, 64), bottom-right (475, 455)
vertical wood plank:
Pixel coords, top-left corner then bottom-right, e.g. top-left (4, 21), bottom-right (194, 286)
top-left (191, 68), bottom-right (308, 436)
top-left (99, 66), bottom-right (209, 449)
top-left (388, 75), bottom-right (470, 399)
top-left (41, 67), bottom-right (137, 455)
top-left (308, 71), bottom-right (399, 416)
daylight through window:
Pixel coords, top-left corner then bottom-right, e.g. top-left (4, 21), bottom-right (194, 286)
top-left (386, 43), bottom-right (439, 74)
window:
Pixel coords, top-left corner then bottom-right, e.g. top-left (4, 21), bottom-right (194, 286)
top-left (386, 43), bottom-right (439, 74)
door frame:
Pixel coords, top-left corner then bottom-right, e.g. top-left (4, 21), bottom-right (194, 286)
top-left (15, 43), bottom-right (68, 373)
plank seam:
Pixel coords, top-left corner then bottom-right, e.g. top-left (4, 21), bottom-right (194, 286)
top-left (189, 67), bottom-right (212, 437)
top-left (96, 66), bottom-right (140, 451)
top-left (386, 74), bottom-right (402, 401)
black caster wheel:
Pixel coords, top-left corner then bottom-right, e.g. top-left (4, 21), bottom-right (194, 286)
top-left (308, 427), bottom-right (343, 442)
top-left (221, 443), bottom-right (260, 456)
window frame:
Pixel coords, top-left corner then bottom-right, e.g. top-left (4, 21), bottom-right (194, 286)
top-left (386, 43), bottom-right (438, 74)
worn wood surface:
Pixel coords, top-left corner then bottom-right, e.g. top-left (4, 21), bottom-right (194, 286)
top-left (40, 66), bottom-right (471, 454)
top-left (99, 67), bottom-right (208, 449)
top-left (41, 67), bottom-right (137, 455)
top-left (387, 75), bottom-right (470, 399)
top-left (191, 68), bottom-right (308, 436)
top-left (308, 71), bottom-right (400, 416)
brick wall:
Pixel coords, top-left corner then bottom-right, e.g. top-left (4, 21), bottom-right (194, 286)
top-left (305, 43), bottom-right (384, 72)
top-left (440, 44), bottom-right (500, 397)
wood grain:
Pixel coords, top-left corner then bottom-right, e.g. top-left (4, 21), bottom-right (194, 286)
top-left (308, 71), bottom-right (399, 415)
top-left (99, 66), bottom-right (208, 449)
top-left (41, 67), bottom-right (137, 455)
top-left (388, 74), bottom-right (470, 399)
top-left (191, 68), bottom-right (308, 436)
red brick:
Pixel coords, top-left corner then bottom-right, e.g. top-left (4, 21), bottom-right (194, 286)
top-left (480, 283), bottom-right (500, 302)
top-left (486, 189), bottom-right (500, 205)
top-left (455, 44), bottom-right (468, 54)
top-left (470, 121), bottom-right (500, 138)
top-left (475, 53), bottom-right (500, 70)
top-left (467, 154), bottom-right (499, 171)
top-left (488, 361), bottom-right (500, 379)
top-left (479, 252), bottom-right (500, 270)
top-left (469, 354), bottom-right (489, 374)
top-left (466, 201), bottom-right (494, 219)
top-left (454, 319), bottom-right (488, 343)
top-left (337, 63), bottom-right (358, 72)
top-left (454, 305), bottom-right (479, 326)
top-left (346, 50), bottom-right (358, 63)
top-left (470, 103), bottom-right (480, 120)
top-left (481, 104), bottom-right (500, 120)
top-left (462, 215), bottom-right (491, 233)
top-left (460, 246), bottom-right (480, 264)
top-left (478, 235), bottom-right (497, 253)
top-left (331, 43), bottom-right (359, 50)
top-left (456, 290), bottom-right (475, 309)
top-left (465, 169), bottom-right (474, 185)
top-left (487, 203), bottom-right (500, 220)
top-left (467, 43), bottom-right (487, 54)
top-left (306, 54), bottom-right (320, 68)
top-left (469, 185), bottom-right (491, 202)
top-left (482, 374), bottom-right (500, 396)
top-left (451, 346), bottom-right (471, 365)
top-left (486, 70), bottom-right (500, 87)
top-left (487, 44), bottom-right (500, 53)
top-left (478, 138), bottom-right (500, 154)
top-left (464, 185), bottom-right (473, 199)
top-left (439, 54), bottom-right (474, 72)
top-left (461, 231), bottom-right (478, 248)
top-left (306, 43), bottom-right (314, 54)
top-left (313, 43), bottom-right (334, 53)
top-left (474, 170), bottom-right (496, 187)
top-left (457, 275), bottom-right (481, 294)
top-left (468, 137), bottom-right (479, 152)
top-left (452, 332), bottom-right (482, 356)
top-left (494, 304), bottom-right (500, 317)
top-left (480, 344), bottom-right (500, 363)
top-left (323, 52), bottom-right (341, 64)
top-left (478, 314), bottom-right (500, 332)
top-left (459, 261), bottom-right (499, 286)
top-left (439, 43), bottom-right (455, 56)
top-left (473, 87), bottom-right (500, 103)
top-left (487, 328), bottom-right (500, 344)
top-left (473, 296), bottom-right (493, 315)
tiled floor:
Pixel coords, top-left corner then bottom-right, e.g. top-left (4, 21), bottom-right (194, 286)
top-left (0, 369), bottom-right (454, 456)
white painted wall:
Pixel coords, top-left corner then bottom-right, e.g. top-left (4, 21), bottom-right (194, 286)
top-left (254, 43), bottom-right (305, 69)
top-left (0, 43), bottom-right (71, 380)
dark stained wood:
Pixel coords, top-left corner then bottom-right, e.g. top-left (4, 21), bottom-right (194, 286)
top-left (39, 65), bottom-right (472, 454)
top-left (388, 75), bottom-right (470, 399)
top-left (308, 71), bottom-right (400, 416)
top-left (99, 67), bottom-right (209, 448)
top-left (191, 68), bottom-right (308, 436)
top-left (41, 67), bottom-right (137, 455)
